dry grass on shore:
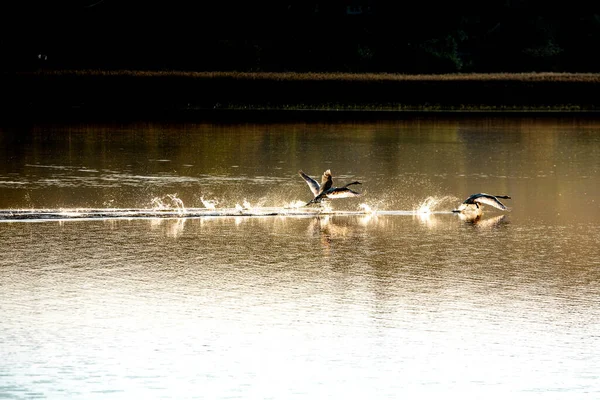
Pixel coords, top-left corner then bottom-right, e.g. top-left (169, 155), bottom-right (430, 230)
top-left (18, 69), bottom-right (600, 83)
top-left (4, 70), bottom-right (600, 112)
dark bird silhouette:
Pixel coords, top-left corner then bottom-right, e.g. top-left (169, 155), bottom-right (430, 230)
top-left (453, 193), bottom-right (511, 212)
top-left (299, 169), bottom-right (362, 205)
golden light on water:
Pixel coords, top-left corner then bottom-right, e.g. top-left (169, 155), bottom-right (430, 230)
top-left (2, 118), bottom-right (600, 398)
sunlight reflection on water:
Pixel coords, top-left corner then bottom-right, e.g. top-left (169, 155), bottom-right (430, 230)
top-left (1, 117), bottom-right (600, 398)
top-left (1, 217), bottom-right (599, 398)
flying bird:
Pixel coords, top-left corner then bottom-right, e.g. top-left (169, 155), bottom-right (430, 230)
top-left (453, 193), bottom-right (511, 213)
top-left (299, 169), bottom-right (362, 206)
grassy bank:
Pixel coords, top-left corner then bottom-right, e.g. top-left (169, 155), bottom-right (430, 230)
top-left (3, 70), bottom-right (600, 116)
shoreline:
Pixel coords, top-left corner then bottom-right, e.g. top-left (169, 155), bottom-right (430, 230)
top-left (5, 108), bottom-right (600, 125)
top-left (3, 70), bottom-right (600, 121)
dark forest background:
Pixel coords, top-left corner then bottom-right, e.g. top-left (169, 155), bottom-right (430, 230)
top-left (2, 0), bottom-right (600, 74)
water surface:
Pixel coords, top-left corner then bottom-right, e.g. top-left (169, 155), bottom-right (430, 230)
top-left (1, 116), bottom-right (599, 398)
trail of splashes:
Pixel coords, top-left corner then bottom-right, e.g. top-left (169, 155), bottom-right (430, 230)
top-left (233, 199), bottom-right (253, 213)
top-left (151, 194), bottom-right (186, 216)
top-left (415, 196), bottom-right (455, 214)
top-left (285, 200), bottom-right (308, 209)
top-left (200, 196), bottom-right (218, 210)
top-left (167, 194), bottom-right (185, 212)
top-left (150, 197), bottom-right (166, 209)
top-left (357, 203), bottom-right (377, 226)
top-left (358, 203), bottom-right (376, 214)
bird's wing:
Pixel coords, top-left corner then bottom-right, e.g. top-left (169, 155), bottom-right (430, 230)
top-left (325, 187), bottom-right (362, 199)
top-left (474, 195), bottom-right (507, 210)
top-left (463, 193), bottom-right (484, 204)
top-left (298, 170), bottom-right (320, 197)
top-left (320, 170), bottom-right (333, 193)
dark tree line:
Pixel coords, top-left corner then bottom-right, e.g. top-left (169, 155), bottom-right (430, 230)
top-left (2, 0), bottom-right (600, 73)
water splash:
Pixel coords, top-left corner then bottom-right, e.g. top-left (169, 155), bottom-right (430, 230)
top-left (151, 194), bottom-right (186, 215)
top-left (415, 196), bottom-right (455, 215)
top-left (415, 196), bottom-right (435, 215)
top-left (242, 199), bottom-right (252, 210)
top-left (285, 200), bottom-right (309, 209)
top-left (358, 203), bottom-right (375, 214)
top-left (234, 204), bottom-right (244, 213)
top-left (200, 196), bottom-right (218, 210)
top-left (167, 194), bottom-right (185, 212)
top-left (150, 197), bottom-right (165, 209)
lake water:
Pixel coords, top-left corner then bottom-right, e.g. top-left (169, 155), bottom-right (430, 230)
top-left (1, 115), bottom-right (599, 399)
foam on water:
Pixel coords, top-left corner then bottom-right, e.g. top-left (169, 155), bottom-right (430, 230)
top-left (0, 194), bottom-right (467, 222)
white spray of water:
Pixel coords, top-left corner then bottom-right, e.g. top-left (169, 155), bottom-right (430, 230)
top-left (151, 197), bottom-right (166, 209)
top-left (234, 204), bottom-right (244, 213)
top-left (242, 199), bottom-right (252, 210)
top-left (412, 195), bottom-right (458, 226)
top-left (357, 203), bottom-right (377, 225)
top-left (151, 194), bottom-right (186, 215)
top-left (167, 194), bottom-right (185, 213)
top-left (358, 203), bottom-right (376, 214)
top-left (415, 196), bottom-right (435, 214)
top-left (320, 203), bottom-right (333, 213)
top-left (285, 200), bottom-right (309, 209)
top-left (415, 196), bottom-right (455, 215)
top-left (200, 196), bottom-right (218, 210)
